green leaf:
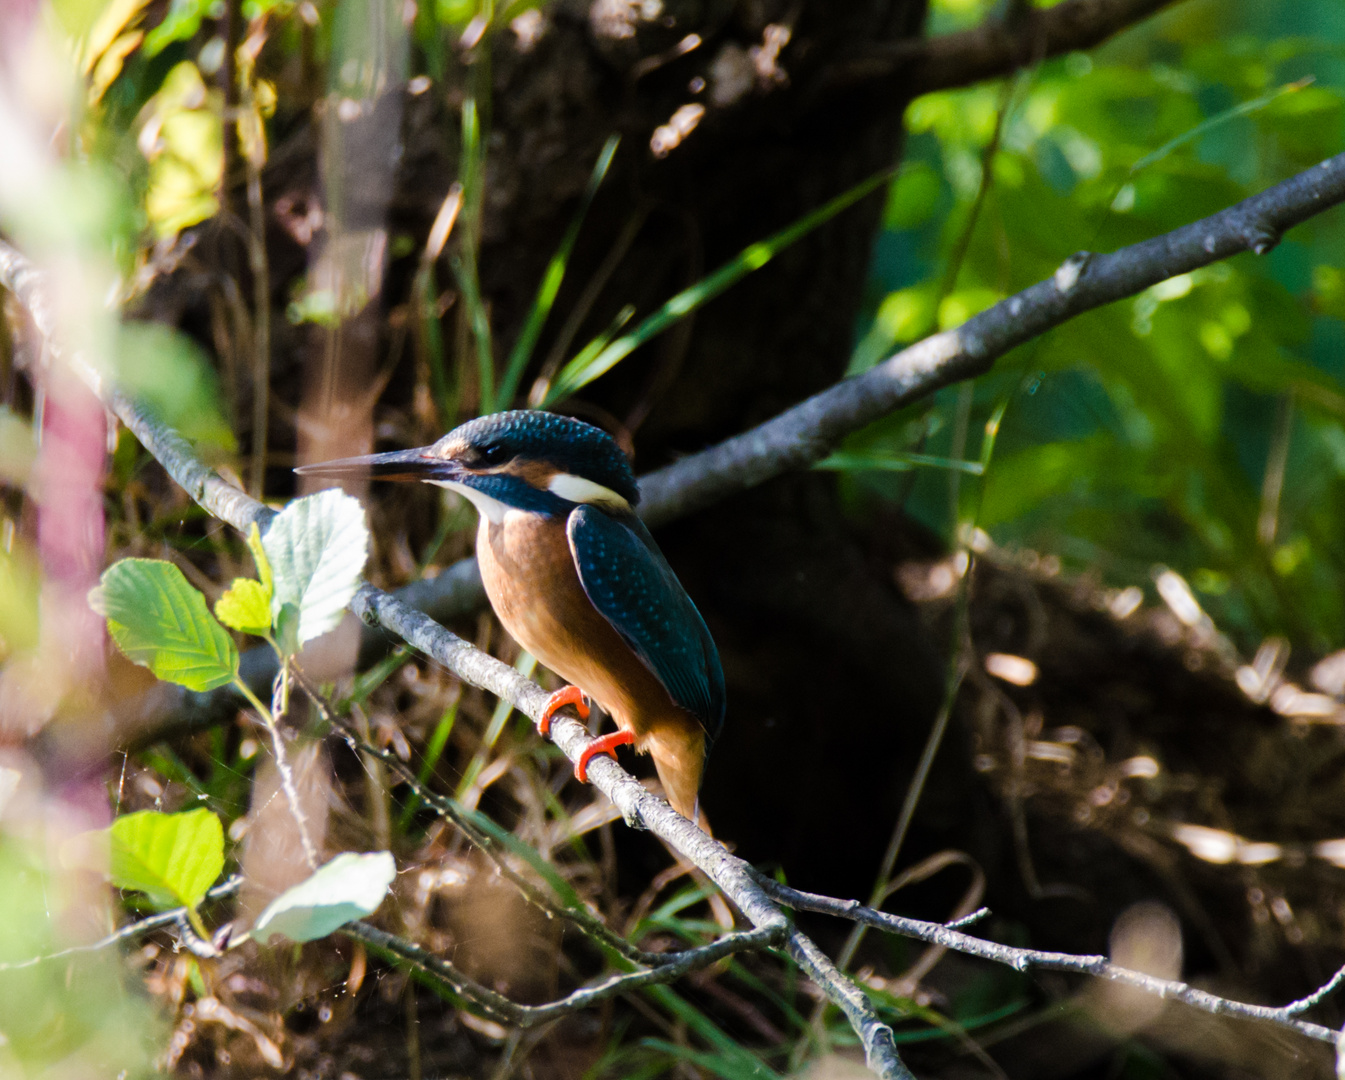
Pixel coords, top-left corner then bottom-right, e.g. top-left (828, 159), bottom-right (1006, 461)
top-left (143, 0), bottom-right (214, 56)
top-left (214, 579), bottom-right (272, 636)
top-left (213, 524), bottom-right (275, 636)
top-left (90, 558), bottom-right (238, 691)
top-left (262, 489), bottom-right (370, 648)
top-left (252, 851), bottom-right (396, 944)
top-left (108, 808), bottom-right (224, 911)
top-left (245, 523), bottom-right (273, 596)
top-left (115, 317), bottom-right (234, 455)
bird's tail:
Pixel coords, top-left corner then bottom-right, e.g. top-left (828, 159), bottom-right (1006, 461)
top-left (643, 718), bottom-right (707, 829)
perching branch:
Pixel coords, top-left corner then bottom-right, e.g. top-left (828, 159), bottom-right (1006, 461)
top-left (0, 241), bottom-right (915, 1080)
top-left (815, 0), bottom-right (1183, 100)
top-left (112, 149), bottom-right (1345, 743)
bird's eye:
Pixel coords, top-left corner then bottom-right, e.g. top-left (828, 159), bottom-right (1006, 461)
top-left (478, 443), bottom-right (509, 467)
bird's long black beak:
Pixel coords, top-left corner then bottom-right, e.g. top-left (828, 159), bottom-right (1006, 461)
top-left (295, 446), bottom-right (460, 483)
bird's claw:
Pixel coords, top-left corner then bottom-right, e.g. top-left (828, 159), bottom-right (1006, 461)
top-left (576, 730), bottom-right (635, 782)
top-left (539, 685), bottom-right (589, 736)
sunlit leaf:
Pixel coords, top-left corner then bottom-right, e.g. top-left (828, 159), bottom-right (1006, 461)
top-left (140, 61), bottom-right (223, 237)
top-left (108, 808), bottom-right (224, 911)
top-left (262, 490), bottom-right (370, 648)
top-left (214, 527), bottom-right (275, 636)
top-left (246, 523), bottom-right (274, 596)
top-left (91, 558), bottom-right (238, 691)
top-left (252, 851), bottom-right (396, 944)
top-left (214, 578), bottom-right (272, 636)
top-left (143, 0), bottom-right (214, 55)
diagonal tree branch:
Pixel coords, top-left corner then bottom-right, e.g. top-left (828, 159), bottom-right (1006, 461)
top-left (0, 240), bottom-right (915, 1080)
top-left (815, 0), bottom-right (1184, 100)
top-left (637, 150), bottom-right (1345, 525)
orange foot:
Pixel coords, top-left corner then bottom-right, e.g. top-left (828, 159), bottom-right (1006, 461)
top-left (539, 685), bottom-right (589, 736)
top-left (576, 730), bottom-right (635, 782)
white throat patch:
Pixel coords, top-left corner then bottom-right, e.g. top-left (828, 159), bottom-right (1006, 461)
top-left (431, 479), bottom-right (510, 524)
top-left (546, 472), bottom-right (633, 511)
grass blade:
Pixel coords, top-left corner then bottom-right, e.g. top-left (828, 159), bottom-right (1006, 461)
top-left (815, 451), bottom-right (985, 475)
top-left (498, 135), bottom-right (619, 408)
top-left (456, 96), bottom-right (495, 412)
top-left (542, 164), bottom-right (897, 405)
top-left (1130, 76), bottom-right (1313, 174)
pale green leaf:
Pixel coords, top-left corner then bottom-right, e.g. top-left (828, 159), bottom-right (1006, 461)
top-left (108, 808), bottom-right (224, 910)
top-left (214, 578), bottom-right (272, 636)
top-left (252, 851), bottom-right (396, 944)
top-left (245, 522), bottom-right (273, 596)
top-left (262, 489), bottom-right (370, 648)
top-left (90, 558), bottom-right (238, 691)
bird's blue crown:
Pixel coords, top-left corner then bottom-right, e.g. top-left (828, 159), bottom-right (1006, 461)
top-left (442, 411), bottom-right (640, 507)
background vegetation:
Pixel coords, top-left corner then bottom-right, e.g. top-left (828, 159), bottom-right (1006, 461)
top-left (2, 0), bottom-right (1345, 1076)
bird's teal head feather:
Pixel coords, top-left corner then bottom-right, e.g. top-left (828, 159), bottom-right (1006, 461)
top-left (296, 410), bottom-right (639, 519)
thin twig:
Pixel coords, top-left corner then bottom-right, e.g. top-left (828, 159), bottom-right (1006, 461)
top-left (756, 876), bottom-right (1343, 1045)
top-left (343, 919), bottom-right (785, 1027)
top-left (234, 669), bottom-right (319, 869)
top-left (288, 665), bottom-right (667, 969)
top-left (0, 876), bottom-right (243, 971)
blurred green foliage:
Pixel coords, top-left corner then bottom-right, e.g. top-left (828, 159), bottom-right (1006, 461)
top-left (844, 0), bottom-right (1345, 655)
top-left (0, 836), bottom-right (161, 1078)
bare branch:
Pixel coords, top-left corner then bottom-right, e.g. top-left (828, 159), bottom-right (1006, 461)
top-left (784, 926), bottom-right (915, 1080)
top-left (637, 151), bottom-right (1345, 526)
top-left (756, 877), bottom-right (1343, 1045)
top-left (0, 876), bottom-right (242, 972)
top-left (343, 918), bottom-right (785, 1028)
top-left (816, 0), bottom-right (1183, 99)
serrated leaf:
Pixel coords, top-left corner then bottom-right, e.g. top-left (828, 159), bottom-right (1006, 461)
top-left (108, 808), bottom-right (224, 910)
top-left (214, 578), bottom-right (272, 635)
top-left (252, 851), bottom-right (395, 944)
top-left (91, 558), bottom-right (238, 691)
top-left (262, 489), bottom-right (370, 648)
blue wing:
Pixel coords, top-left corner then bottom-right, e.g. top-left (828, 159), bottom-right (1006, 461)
top-left (567, 506), bottom-right (725, 747)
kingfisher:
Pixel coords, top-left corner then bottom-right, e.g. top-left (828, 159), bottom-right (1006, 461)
top-left (296, 410), bottom-right (724, 822)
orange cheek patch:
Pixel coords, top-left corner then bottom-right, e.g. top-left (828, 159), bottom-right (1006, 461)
top-left (513, 459), bottom-right (558, 489)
